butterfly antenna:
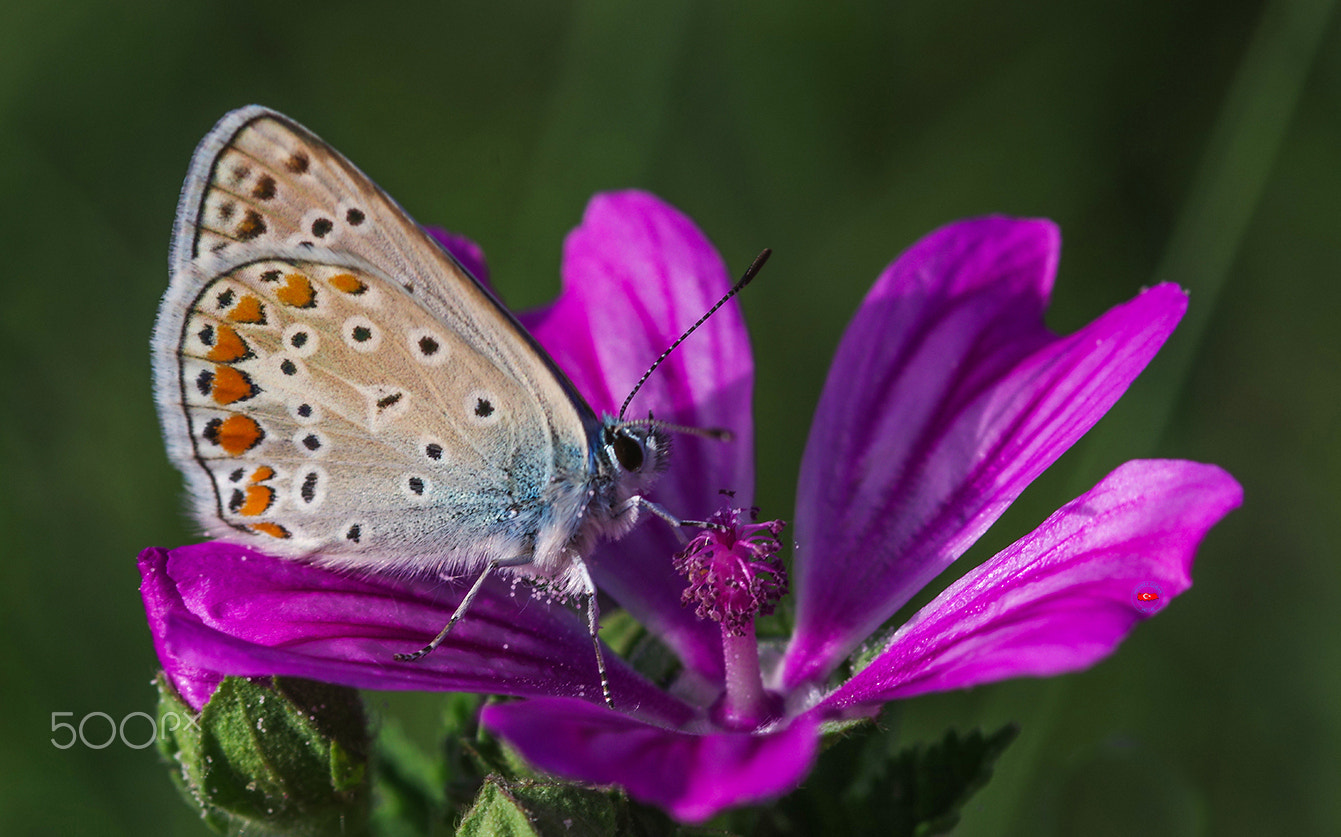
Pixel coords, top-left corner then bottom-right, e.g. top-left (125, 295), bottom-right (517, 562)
top-left (619, 418), bottom-right (733, 442)
top-left (618, 249), bottom-right (771, 420)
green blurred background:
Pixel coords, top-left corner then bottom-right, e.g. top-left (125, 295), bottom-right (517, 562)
top-left (1, 1), bottom-right (1337, 834)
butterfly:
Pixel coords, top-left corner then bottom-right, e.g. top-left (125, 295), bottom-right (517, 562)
top-left (152, 106), bottom-right (755, 697)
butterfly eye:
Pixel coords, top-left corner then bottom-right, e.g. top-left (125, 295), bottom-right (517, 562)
top-left (612, 433), bottom-right (645, 472)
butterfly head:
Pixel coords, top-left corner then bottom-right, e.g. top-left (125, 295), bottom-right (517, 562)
top-left (600, 418), bottom-right (671, 490)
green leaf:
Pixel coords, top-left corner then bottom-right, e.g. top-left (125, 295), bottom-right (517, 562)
top-left (155, 674), bottom-right (372, 836)
top-left (755, 717), bottom-right (1018, 837)
top-left (455, 774), bottom-right (726, 837)
top-left (899, 725), bottom-right (1018, 836)
top-left (455, 778), bottom-right (530, 836)
top-left (455, 777), bottom-right (551, 837)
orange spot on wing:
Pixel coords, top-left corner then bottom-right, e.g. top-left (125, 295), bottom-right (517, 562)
top-left (206, 414), bottom-right (264, 455)
top-left (228, 295), bottom-right (266, 324)
top-left (329, 273), bottom-right (367, 295)
top-left (250, 522), bottom-right (290, 539)
top-left (249, 466), bottom-right (275, 483)
top-left (237, 484), bottom-right (275, 517)
top-left (277, 273), bottom-right (317, 308)
top-left (210, 366), bottom-right (258, 405)
top-left (206, 324), bottom-right (250, 363)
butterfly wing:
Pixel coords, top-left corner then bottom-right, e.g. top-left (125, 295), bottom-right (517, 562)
top-left (153, 106), bottom-right (596, 582)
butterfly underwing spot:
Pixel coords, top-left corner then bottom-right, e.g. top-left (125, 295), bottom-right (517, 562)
top-left (423, 440), bottom-right (444, 461)
top-left (231, 484), bottom-right (276, 517)
top-left (295, 429), bottom-right (328, 456)
top-left (408, 328), bottom-right (449, 366)
top-left (250, 522), bottom-right (292, 539)
top-left (205, 324), bottom-right (252, 363)
top-left (215, 288), bottom-right (235, 310)
top-left (285, 151), bottom-right (310, 174)
top-left (249, 466), bottom-right (275, 482)
top-left (276, 273), bottom-right (317, 308)
top-left (292, 209), bottom-right (341, 249)
top-left (229, 468), bottom-right (246, 483)
top-left (343, 316), bottom-right (381, 352)
top-left (252, 174), bottom-right (277, 201)
top-left (212, 149), bottom-right (275, 206)
top-left (227, 294), bottom-right (267, 325)
top-left (344, 523), bottom-right (363, 543)
top-left (297, 468), bottom-right (326, 508)
top-left (465, 390), bottom-right (500, 425)
top-left (402, 475), bottom-right (431, 502)
top-left (345, 208), bottom-right (365, 226)
top-left (278, 357), bottom-right (301, 377)
top-left (236, 209), bottom-right (267, 241)
top-left (315, 265), bottom-right (382, 308)
top-left (202, 191), bottom-right (243, 230)
top-left (195, 369), bottom-right (214, 396)
top-left (290, 401), bottom-right (321, 424)
top-left (259, 269), bottom-right (282, 283)
top-left (364, 384), bottom-right (411, 429)
top-left (202, 415), bottom-right (264, 455)
top-left (329, 273), bottom-right (367, 295)
top-left (282, 323), bottom-right (319, 357)
top-left (209, 366), bottom-right (260, 405)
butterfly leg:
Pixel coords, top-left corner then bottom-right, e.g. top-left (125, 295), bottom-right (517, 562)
top-left (393, 554), bottom-right (534, 662)
top-left (571, 559), bottom-right (614, 709)
top-left (623, 496), bottom-right (727, 541)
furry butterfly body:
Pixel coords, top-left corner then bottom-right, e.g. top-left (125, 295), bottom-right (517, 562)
top-left (152, 106), bottom-right (668, 606)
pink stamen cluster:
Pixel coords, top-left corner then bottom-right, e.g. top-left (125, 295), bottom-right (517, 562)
top-left (673, 508), bottom-right (787, 637)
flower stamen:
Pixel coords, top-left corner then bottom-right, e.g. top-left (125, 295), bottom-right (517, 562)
top-left (674, 508), bottom-right (787, 726)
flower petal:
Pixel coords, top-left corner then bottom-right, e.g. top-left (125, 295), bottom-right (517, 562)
top-left (784, 217), bottom-right (1187, 687)
top-left (816, 460), bottom-right (1242, 711)
top-left (521, 191), bottom-right (754, 682)
top-left (481, 697), bottom-right (818, 823)
top-left (138, 543), bottom-right (693, 723)
top-left (140, 548), bottom-right (224, 710)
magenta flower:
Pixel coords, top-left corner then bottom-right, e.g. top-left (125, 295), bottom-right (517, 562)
top-left (140, 192), bottom-right (1241, 822)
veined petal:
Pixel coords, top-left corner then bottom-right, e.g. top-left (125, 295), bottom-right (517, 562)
top-left (137, 543), bottom-right (693, 723)
top-left (481, 697), bottom-right (818, 823)
top-left (816, 460), bottom-right (1242, 710)
top-left (522, 191), bottom-right (755, 682)
top-left (784, 217), bottom-right (1187, 686)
